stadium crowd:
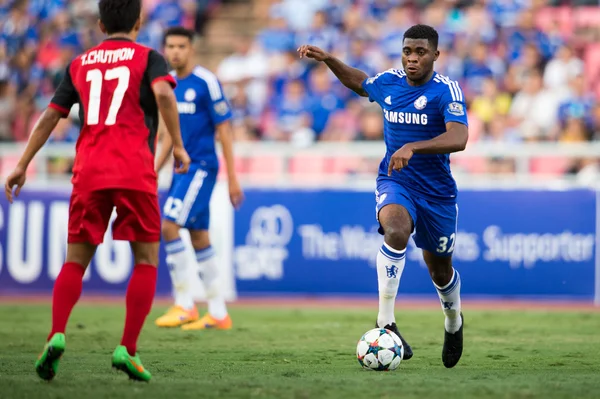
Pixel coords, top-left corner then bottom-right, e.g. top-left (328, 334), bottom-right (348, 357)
top-left (1, 0), bottom-right (599, 176)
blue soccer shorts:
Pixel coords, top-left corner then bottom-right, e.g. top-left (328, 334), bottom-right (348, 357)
top-left (163, 166), bottom-right (217, 230)
top-left (375, 176), bottom-right (458, 257)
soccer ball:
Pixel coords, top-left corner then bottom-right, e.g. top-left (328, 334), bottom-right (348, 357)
top-left (356, 328), bottom-right (404, 371)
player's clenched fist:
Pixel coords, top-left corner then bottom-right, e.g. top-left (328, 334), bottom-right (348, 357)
top-left (387, 145), bottom-right (415, 176)
top-left (297, 45), bottom-right (330, 62)
top-left (172, 145), bottom-right (191, 174)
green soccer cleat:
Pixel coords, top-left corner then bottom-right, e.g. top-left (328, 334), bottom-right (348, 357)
top-left (111, 345), bottom-right (152, 382)
top-left (35, 333), bottom-right (66, 381)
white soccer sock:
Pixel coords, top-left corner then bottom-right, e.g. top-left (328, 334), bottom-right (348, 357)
top-left (433, 268), bottom-right (462, 333)
top-left (196, 246), bottom-right (228, 320)
top-left (165, 238), bottom-right (194, 310)
top-left (376, 242), bottom-right (406, 328)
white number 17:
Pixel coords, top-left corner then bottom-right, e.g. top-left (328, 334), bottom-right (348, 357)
top-left (86, 66), bottom-right (130, 126)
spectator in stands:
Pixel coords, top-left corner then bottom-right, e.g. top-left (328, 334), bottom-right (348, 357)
top-left (356, 103), bottom-right (384, 141)
top-left (592, 104), bottom-right (600, 141)
top-left (462, 42), bottom-right (494, 97)
top-left (149, 0), bottom-right (185, 28)
top-left (137, 7), bottom-right (165, 50)
top-left (482, 115), bottom-right (520, 143)
top-left (559, 117), bottom-right (590, 143)
top-left (270, 50), bottom-right (310, 100)
top-left (506, 9), bottom-right (553, 62)
top-left (307, 63), bottom-right (345, 137)
top-left (295, 10), bottom-right (339, 53)
top-left (1, 0), bottom-right (37, 58)
top-left (543, 44), bottom-right (584, 92)
top-left (0, 70), bottom-right (14, 141)
top-left (379, 5), bottom-right (414, 64)
top-left (228, 83), bottom-right (258, 142)
top-left (1, 0), bottom-right (599, 180)
top-left (487, 0), bottom-right (529, 29)
top-left (275, 0), bottom-right (326, 32)
top-left (257, 9), bottom-right (296, 54)
top-left (470, 77), bottom-right (512, 125)
top-left (264, 79), bottom-right (313, 142)
top-left (461, 1), bottom-right (496, 44)
top-left (504, 43), bottom-right (543, 95)
top-left (557, 74), bottom-right (595, 131)
top-left (508, 69), bottom-right (565, 141)
top-left (217, 35), bottom-right (269, 117)
top-left (320, 98), bottom-right (361, 142)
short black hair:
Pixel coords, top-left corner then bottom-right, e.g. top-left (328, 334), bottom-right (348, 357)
top-left (163, 27), bottom-right (194, 45)
top-left (98, 0), bottom-right (141, 35)
top-left (403, 24), bottom-right (439, 50)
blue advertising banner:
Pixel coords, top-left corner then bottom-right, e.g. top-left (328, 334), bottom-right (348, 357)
top-left (0, 186), bottom-right (235, 298)
top-left (233, 189), bottom-right (597, 299)
top-left (0, 187), bottom-right (597, 300)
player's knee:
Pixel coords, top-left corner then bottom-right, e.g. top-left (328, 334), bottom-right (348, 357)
top-left (161, 220), bottom-right (180, 242)
top-left (131, 242), bottom-right (160, 267)
top-left (423, 253), bottom-right (454, 286)
top-left (65, 243), bottom-right (97, 268)
top-left (134, 253), bottom-right (159, 267)
top-left (384, 224), bottom-right (411, 251)
top-left (189, 230), bottom-right (210, 250)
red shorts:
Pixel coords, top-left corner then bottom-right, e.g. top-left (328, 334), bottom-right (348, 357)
top-left (68, 189), bottom-right (161, 245)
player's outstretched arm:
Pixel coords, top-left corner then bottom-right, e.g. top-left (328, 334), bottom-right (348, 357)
top-left (4, 108), bottom-right (63, 203)
top-left (152, 80), bottom-right (191, 174)
top-left (298, 45), bottom-right (368, 97)
top-left (216, 120), bottom-right (244, 209)
top-left (387, 122), bottom-right (468, 176)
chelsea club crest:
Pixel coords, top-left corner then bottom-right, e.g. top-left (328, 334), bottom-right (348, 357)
top-left (184, 88), bottom-right (196, 102)
top-left (414, 95), bottom-right (427, 110)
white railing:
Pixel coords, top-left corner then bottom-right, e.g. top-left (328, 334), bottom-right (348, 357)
top-left (1, 141), bottom-right (599, 189)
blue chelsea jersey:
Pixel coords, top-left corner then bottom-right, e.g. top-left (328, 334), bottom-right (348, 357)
top-left (361, 69), bottom-right (469, 201)
top-left (172, 66), bottom-right (232, 169)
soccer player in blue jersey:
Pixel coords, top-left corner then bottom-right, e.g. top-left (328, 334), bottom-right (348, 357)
top-left (299, 24), bottom-right (467, 368)
top-left (154, 27), bottom-right (244, 330)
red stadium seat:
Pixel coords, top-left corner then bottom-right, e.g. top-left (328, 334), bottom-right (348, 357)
top-left (466, 112), bottom-right (483, 142)
top-left (535, 7), bottom-right (573, 38)
top-left (574, 7), bottom-right (600, 29)
top-left (246, 155), bottom-right (285, 184)
top-left (327, 156), bottom-right (365, 175)
top-left (529, 157), bottom-right (571, 176)
top-left (217, 155), bottom-right (248, 181)
top-left (289, 154), bottom-right (328, 183)
top-left (0, 155), bottom-right (37, 179)
top-left (451, 157), bottom-right (487, 174)
top-left (584, 44), bottom-right (600, 90)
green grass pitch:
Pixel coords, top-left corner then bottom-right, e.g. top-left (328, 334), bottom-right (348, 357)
top-left (1, 302), bottom-right (600, 398)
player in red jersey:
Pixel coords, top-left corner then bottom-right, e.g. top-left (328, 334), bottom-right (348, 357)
top-left (3, 0), bottom-right (190, 382)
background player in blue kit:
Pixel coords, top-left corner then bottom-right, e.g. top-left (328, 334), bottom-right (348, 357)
top-left (154, 27), bottom-right (244, 331)
top-left (298, 24), bottom-right (468, 368)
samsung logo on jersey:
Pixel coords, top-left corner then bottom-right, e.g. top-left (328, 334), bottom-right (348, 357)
top-left (384, 110), bottom-right (428, 125)
top-left (177, 102), bottom-right (196, 114)
top-left (81, 48), bottom-right (135, 65)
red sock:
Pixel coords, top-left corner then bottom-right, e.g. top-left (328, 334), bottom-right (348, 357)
top-left (48, 262), bottom-right (85, 340)
top-left (121, 264), bottom-right (157, 356)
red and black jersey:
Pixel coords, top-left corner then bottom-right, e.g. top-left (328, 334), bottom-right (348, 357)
top-left (49, 37), bottom-right (176, 194)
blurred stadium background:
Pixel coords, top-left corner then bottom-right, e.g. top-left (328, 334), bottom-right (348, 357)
top-left (0, 0), bottom-right (599, 303)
